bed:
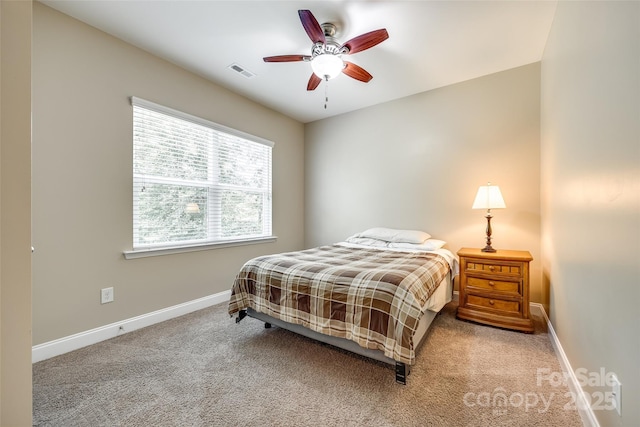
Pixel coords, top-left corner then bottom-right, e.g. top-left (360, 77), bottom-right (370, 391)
top-left (228, 227), bottom-right (459, 384)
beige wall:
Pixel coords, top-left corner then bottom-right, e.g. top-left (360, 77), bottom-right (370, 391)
top-left (32, 3), bottom-right (305, 345)
top-left (541, 1), bottom-right (639, 426)
top-left (305, 64), bottom-right (543, 303)
top-left (1, 0), bottom-right (33, 424)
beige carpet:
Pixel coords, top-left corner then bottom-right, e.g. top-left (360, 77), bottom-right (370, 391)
top-left (33, 301), bottom-right (583, 426)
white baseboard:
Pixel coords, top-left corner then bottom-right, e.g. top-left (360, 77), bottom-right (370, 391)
top-left (530, 302), bottom-right (599, 427)
top-left (32, 290), bottom-right (231, 363)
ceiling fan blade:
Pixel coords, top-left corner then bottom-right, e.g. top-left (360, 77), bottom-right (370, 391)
top-left (342, 61), bottom-right (373, 83)
top-left (299, 9), bottom-right (326, 44)
top-left (263, 55), bottom-right (309, 63)
top-left (342, 29), bottom-right (389, 54)
top-left (307, 73), bottom-right (322, 91)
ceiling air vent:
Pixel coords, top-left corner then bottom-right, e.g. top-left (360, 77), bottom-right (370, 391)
top-left (228, 63), bottom-right (256, 79)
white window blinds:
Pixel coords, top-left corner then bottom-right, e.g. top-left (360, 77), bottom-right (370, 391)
top-left (131, 97), bottom-right (273, 251)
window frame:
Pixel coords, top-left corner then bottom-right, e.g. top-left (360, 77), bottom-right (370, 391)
top-left (124, 97), bottom-right (276, 259)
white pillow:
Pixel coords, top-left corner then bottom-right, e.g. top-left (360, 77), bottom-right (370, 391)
top-left (354, 227), bottom-right (431, 244)
top-left (345, 236), bottom-right (390, 247)
top-left (388, 239), bottom-right (447, 251)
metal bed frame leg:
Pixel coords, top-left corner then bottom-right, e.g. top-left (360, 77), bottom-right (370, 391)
top-left (395, 362), bottom-right (409, 385)
top-left (237, 309), bottom-right (271, 328)
top-left (235, 309), bottom-right (247, 323)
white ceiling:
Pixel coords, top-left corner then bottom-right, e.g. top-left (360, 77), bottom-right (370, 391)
top-left (41, 1), bottom-right (557, 123)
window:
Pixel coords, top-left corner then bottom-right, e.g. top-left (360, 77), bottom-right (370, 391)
top-left (130, 97), bottom-right (273, 254)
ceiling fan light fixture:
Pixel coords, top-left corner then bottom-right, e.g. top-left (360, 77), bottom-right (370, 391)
top-left (264, 9), bottom-right (389, 93)
top-left (311, 54), bottom-right (344, 80)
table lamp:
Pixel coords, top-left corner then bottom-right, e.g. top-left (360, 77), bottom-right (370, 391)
top-left (472, 183), bottom-right (506, 252)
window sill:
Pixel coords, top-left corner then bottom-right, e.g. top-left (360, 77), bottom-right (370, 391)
top-left (123, 236), bottom-right (278, 259)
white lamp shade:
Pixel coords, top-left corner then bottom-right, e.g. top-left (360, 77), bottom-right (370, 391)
top-left (472, 185), bottom-right (506, 210)
top-left (311, 54), bottom-right (344, 80)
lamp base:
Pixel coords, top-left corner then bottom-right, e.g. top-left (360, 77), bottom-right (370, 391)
top-left (481, 212), bottom-right (497, 253)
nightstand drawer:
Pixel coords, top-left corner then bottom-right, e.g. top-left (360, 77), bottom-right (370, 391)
top-left (465, 260), bottom-right (523, 277)
top-left (467, 276), bottom-right (521, 294)
top-left (467, 295), bottom-right (520, 314)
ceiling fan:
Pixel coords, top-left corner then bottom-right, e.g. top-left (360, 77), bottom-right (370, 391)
top-left (264, 9), bottom-right (389, 92)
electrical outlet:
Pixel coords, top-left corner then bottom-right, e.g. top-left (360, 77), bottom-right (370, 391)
top-left (611, 374), bottom-right (621, 416)
top-left (101, 287), bottom-right (114, 304)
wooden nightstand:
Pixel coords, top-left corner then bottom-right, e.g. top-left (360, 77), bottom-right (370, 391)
top-left (456, 248), bottom-right (534, 333)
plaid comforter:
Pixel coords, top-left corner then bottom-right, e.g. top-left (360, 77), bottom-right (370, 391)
top-left (228, 244), bottom-right (451, 365)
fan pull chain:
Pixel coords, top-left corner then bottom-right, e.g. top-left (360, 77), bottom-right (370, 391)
top-left (324, 76), bottom-right (329, 109)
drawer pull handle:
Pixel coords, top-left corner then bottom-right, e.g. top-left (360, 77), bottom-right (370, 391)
top-left (489, 266), bottom-right (495, 271)
top-left (488, 281), bottom-right (495, 286)
top-left (489, 300), bottom-right (495, 305)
